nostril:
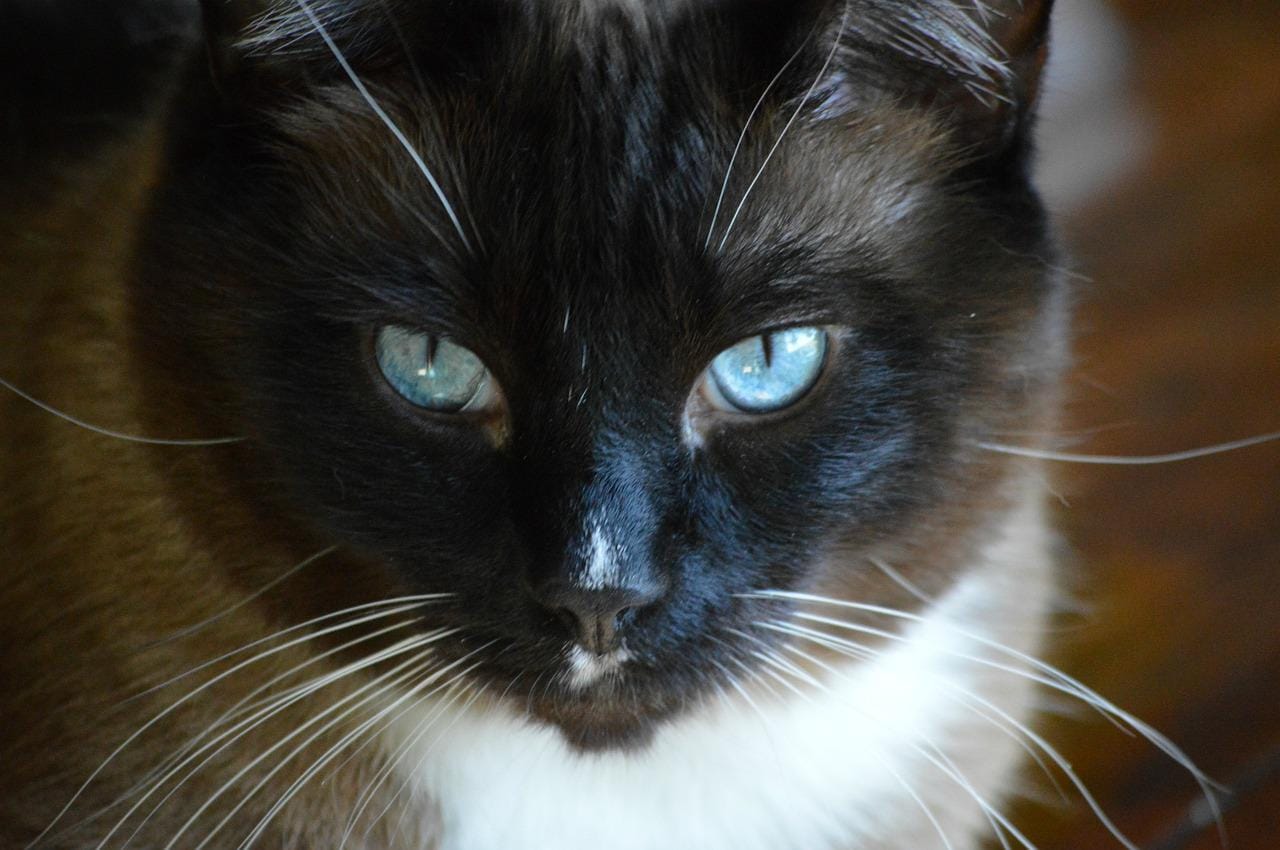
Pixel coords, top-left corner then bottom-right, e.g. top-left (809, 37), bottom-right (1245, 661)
top-left (550, 600), bottom-right (643, 655)
top-left (534, 580), bottom-right (667, 655)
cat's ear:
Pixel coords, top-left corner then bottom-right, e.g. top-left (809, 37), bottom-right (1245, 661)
top-left (937, 0), bottom-right (1055, 156)
top-left (792, 0), bottom-right (1056, 160)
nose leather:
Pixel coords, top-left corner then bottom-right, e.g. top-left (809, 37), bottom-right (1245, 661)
top-left (539, 582), bottom-right (664, 655)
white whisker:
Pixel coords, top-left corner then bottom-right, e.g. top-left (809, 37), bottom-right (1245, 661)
top-left (321, 641), bottom-right (499, 793)
top-left (781, 615), bottom-right (1130, 737)
top-left (236, 645), bottom-right (494, 850)
top-left (292, 0), bottom-right (473, 254)
top-left (123, 595), bottom-right (451, 703)
top-left (750, 589), bottom-right (1223, 841)
top-left (383, 679), bottom-right (490, 845)
top-left (709, 634), bottom-right (782, 703)
top-left (868, 556), bottom-right (935, 605)
top-left (104, 625), bottom-right (445, 850)
top-left (337, 680), bottom-right (465, 849)
top-left (767, 590), bottom-right (1220, 798)
top-left (768, 624), bottom-right (1080, 834)
top-left (33, 598), bottom-right (448, 849)
top-left (716, 1), bottom-right (852, 254)
top-left (976, 430), bottom-right (1280, 465)
top-left (133, 547), bottom-right (340, 654)
top-left (1, 377), bottom-right (243, 447)
top-left (334, 646), bottom-right (508, 842)
top-left (170, 642), bottom-right (445, 850)
top-left (755, 624), bottom-right (1020, 850)
top-left (706, 656), bottom-right (772, 732)
top-left (73, 620), bottom-right (426, 848)
top-left (703, 27), bottom-right (815, 251)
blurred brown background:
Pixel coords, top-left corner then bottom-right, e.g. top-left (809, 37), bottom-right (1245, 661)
top-left (1021, 1), bottom-right (1280, 847)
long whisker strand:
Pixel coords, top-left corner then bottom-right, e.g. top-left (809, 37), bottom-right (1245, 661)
top-left (103, 632), bottom-right (452, 850)
top-left (716, 0), bottom-right (852, 254)
top-left (0, 377), bottom-right (243, 448)
top-left (292, 0), bottom-right (473, 253)
top-left (975, 430), bottom-right (1280, 465)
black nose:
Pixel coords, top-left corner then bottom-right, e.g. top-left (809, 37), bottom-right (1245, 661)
top-left (537, 582), bottom-right (664, 656)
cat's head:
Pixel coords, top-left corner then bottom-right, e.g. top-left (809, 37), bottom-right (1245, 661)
top-left (135, 0), bottom-right (1061, 751)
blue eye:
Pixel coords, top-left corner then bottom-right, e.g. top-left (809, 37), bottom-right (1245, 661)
top-left (375, 326), bottom-right (493, 413)
top-left (708, 327), bottom-right (829, 413)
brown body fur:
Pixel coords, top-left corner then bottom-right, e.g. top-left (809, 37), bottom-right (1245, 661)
top-left (0, 125), bottom-right (437, 849)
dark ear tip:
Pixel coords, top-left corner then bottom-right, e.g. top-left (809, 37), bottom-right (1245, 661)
top-left (947, 0), bottom-right (1058, 159)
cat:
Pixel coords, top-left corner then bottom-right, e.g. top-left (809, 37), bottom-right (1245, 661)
top-left (0, 1), bottom-right (1210, 848)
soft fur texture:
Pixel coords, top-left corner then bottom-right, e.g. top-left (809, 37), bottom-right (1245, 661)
top-left (0, 1), bottom-right (1077, 848)
top-left (389, 495), bottom-right (1055, 850)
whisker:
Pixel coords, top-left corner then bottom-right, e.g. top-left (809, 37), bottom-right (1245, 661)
top-left (57, 619), bottom-right (424, 846)
top-left (868, 556), bottom-right (934, 605)
top-left (780, 615), bottom-right (1131, 737)
top-left (975, 430), bottom-right (1280, 465)
top-left (522, 669), bottom-right (548, 725)
top-left (235, 645), bottom-right (495, 850)
top-left (784, 637), bottom-right (983, 850)
top-left (754, 623), bottom-right (1021, 850)
top-left (292, 0), bottom-right (473, 253)
top-left (743, 622), bottom-right (975, 850)
top-left (103, 632), bottom-right (449, 850)
top-left (761, 589), bottom-right (1221, 800)
top-left (716, 0), bottom-right (852, 254)
top-left (708, 634), bottom-right (782, 702)
top-left (382, 678), bottom-right (490, 845)
top-left (366, 169), bottom-right (463, 264)
top-left (221, 653), bottom-right (444, 850)
top-left (770, 622), bottom-right (1119, 844)
top-left (706, 655), bottom-right (775, 736)
top-left (884, 757), bottom-right (961, 850)
top-left (337, 679), bottom-right (465, 849)
top-left (725, 627), bottom-right (824, 692)
top-left (0, 377), bottom-right (243, 447)
top-left (328, 644), bottom-right (509, 832)
top-left (752, 590), bottom-right (1222, 845)
top-left (122, 594), bottom-right (451, 704)
top-left (131, 547), bottom-right (340, 654)
top-left (205, 619), bottom-right (434, 740)
top-left (919, 736), bottom-right (1033, 850)
top-left (169, 642), bottom-right (445, 850)
top-left (703, 25), bottom-right (815, 251)
top-left (320, 641), bottom-right (501, 791)
top-left (34, 599), bottom-right (447, 849)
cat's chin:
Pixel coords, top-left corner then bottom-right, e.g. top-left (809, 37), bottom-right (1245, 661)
top-left (553, 714), bottom-right (659, 754)
top-left (529, 692), bottom-right (677, 754)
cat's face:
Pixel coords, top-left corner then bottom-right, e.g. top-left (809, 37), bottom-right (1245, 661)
top-left (134, 0), bottom-right (1062, 750)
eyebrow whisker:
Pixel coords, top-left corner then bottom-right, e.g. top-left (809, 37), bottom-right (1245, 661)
top-left (292, 0), bottom-right (474, 255)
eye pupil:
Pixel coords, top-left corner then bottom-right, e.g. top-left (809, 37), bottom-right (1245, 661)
top-left (709, 327), bottom-right (828, 413)
top-left (375, 326), bottom-right (488, 413)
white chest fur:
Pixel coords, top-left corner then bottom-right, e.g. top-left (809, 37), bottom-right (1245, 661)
top-left (382, 501), bottom-right (1052, 850)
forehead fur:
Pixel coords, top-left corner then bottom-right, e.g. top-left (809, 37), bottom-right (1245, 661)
top-left (236, 0), bottom-right (1016, 99)
top-left (262, 8), bottom-right (971, 275)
